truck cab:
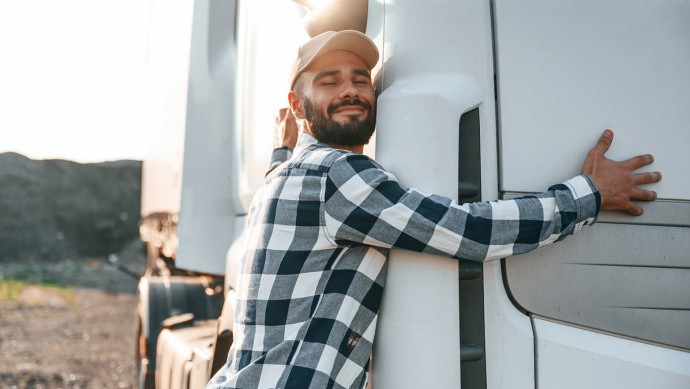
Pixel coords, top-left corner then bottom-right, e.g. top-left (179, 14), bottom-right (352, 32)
top-left (137, 0), bottom-right (690, 388)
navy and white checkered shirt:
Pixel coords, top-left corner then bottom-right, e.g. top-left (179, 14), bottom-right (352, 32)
top-left (207, 134), bottom-right (600, 389)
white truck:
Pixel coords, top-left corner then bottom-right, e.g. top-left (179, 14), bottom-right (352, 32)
top-left (136, 0), bottom-right (690, 388)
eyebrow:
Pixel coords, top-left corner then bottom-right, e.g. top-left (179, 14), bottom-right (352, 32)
top-left (353, 69), bottom-right (372, 79)
top-left (313, 68), bottom-right (371, 83)
top-left (313, 70), bottom-right (340, 82)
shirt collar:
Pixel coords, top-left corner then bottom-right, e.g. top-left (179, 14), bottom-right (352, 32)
top-left (293, 132), bottom-right (331, 159)
top-left (296, 132), bottom-right (319, 148)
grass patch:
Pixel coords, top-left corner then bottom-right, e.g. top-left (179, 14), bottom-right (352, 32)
top-left (0, 275), bottom-right (76, 307)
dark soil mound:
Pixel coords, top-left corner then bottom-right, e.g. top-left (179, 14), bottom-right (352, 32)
top-left (0, 152), bottom-right (142, 262)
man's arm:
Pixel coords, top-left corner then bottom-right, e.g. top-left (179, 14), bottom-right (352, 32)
top-left (323, 130), bottom-right (660, 262)
top-left (323, 155), bottom-right (597, 262)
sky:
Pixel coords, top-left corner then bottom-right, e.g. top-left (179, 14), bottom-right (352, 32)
top-left (0, 1), bottom-right (159, 163)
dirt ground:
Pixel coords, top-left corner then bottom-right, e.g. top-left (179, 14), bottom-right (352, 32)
top-left (0, 257), bottom-right (143, 389)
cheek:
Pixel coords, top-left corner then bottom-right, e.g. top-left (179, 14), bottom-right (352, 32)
top-left (359, 88), bottom-right (375, 106)
top-left (311, 92), bottom-right (336, 109)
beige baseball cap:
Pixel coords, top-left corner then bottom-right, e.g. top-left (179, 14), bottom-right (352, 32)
top-left (289, 30), bottom-right (379, 90)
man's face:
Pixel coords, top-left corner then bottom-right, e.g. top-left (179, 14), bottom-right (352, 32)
top-left (293, 50), bottom-right (376, 147)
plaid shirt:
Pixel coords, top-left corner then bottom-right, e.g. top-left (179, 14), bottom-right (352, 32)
top-left (207, 134), bottom-right (600, 389)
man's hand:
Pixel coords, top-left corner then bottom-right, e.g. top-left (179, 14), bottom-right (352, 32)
top-left (274, 107), bottom-right (299, 150)
top-left (582, 129), bottom-right (662, 215)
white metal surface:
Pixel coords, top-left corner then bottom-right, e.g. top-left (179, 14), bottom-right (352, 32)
top-left (372, 0), bottom-right (524, 387)
top-left (505, 222), bottom-right (690, 350)
top-left (176, 0), bottom-right (239, 274)
top-left (494, 1), bottom-right (690, 386)
top-left (139, 0), bottom-right (194, 217)
top-left (482, 261), bottom-right (535, 389)
top-left (495, 0), bottom-right (688, 200)
top-left (534, 318), bottom-right (690, 389)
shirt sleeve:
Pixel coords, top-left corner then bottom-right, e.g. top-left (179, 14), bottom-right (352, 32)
top-left (266, 147), bottom-right (292, 175)
top-left (323, 153), bottom-right (600, 262)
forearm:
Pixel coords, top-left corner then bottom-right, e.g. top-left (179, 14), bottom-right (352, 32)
top-left (438, 174), bottom-right (599, 261)
top-left (324, 154), bottom-right (600, 262)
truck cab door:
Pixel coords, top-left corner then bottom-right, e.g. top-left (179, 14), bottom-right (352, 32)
top-left (494, 0), bottom-right (690, 387)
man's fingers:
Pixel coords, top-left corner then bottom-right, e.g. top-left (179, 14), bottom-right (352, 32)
top-left (632, 171), bottom-right (662, 185)
top-left (593, 129), bottom-right (614, 154)
top-left (621, 154), bottom-right (654, 171)
top-left (621, 201), bottom-right (644, 216)
top-left (630, 188), bottom-right (657, 201)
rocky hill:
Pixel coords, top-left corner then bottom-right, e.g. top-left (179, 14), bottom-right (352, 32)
top-left (0, 152), bottom-right (142, 262)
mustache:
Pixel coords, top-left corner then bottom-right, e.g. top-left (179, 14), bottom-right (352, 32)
top-left (327, 99), bottom-right (372, 116)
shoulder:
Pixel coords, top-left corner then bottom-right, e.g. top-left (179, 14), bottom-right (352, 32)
top-left (288, 144), bottom-right (352, 170)
top-left (326, 152), bottom-right (402, 201)
top-left (285, 144), bottom-right (395, 184)
top-left (328, 152), bottom-right (390, 179)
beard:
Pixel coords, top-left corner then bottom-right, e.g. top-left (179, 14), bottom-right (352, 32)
top-left (302, 97), bottom-right (376, 147)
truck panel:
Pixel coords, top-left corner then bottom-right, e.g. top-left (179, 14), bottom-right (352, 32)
top-left (495, 0), bottom-right (689, 200)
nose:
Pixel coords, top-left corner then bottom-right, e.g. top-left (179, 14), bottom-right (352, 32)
top-left (339, 80), bottom-right (359, 99)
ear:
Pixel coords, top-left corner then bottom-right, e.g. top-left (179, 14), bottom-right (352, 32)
top-left (288, 91), bottom-right (306, 120)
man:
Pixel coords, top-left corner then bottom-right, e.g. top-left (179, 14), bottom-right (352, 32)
top-left (208, 30), bottom-right (661, 389)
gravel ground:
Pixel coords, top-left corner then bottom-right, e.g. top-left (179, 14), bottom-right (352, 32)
top-left (0, 255), bottom-right (143, 389)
